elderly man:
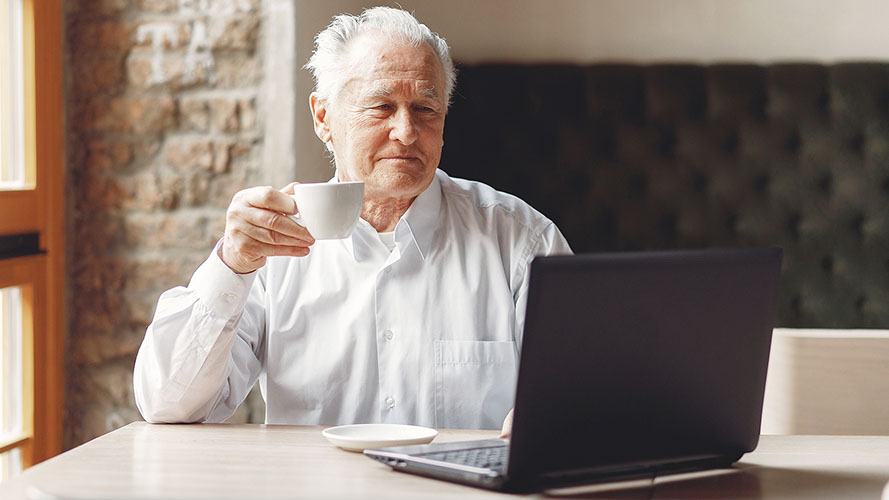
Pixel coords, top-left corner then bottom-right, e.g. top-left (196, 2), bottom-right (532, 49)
top-left (133, 7), bottom-right (571, 433)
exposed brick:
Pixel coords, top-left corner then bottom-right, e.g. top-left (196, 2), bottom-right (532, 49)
top-left (82, 175), bottom-right (126, 210)
top-left (70, 212), bottom-right (126, 256)
top-left (133, 0), bottom-right (180, 14)
top-left (208, 168), bottom-right (252, 208)
top-left (133, 139), bottom-right (162, 164)
top-left (93, 96), bottom-right (178, 135)
top-left (132, 21), bottom-right (190, 49)
top-left (210, 98), bottom-right (239, 132)
top-left (69, 20), bottom-right (134, 51)
top-left (85, 141), bottom-right (132, 174)
top-left (207, 212), bottom-right (227, 241)
top-left (111, 142), bottom-right (134, 166)
top-left (123, 212), bottom-right (218, 250)
top-left (121, 171), bottom-right (183, 211)
top-left (238, 97), bottom-right (256, 130)
top-left (230, 141), bottom-right (252, 159)
top-left (214, 142), bottom-right (231, 173)
top-left (165, 139), bottom-right (214, 171)
top-left (86, 142), bottom-right (113, 174)
top-left (185, 171), bottom-right (212, 206)
top-left (179, 97), bottom-right (209, 131)
top-left (66, 0), bottom-right (129, 16)
top-left (214, 55), bottom-right (261, 88)
top-left (179, 0), bottom-right (259, 16)
top-left (123, 255), bottom-right (203, 296)
top-left (66, 0), bottom-right (267, 449)
top-left (70, 55), bottom-right (127, 98)
top-left (125, 51), bottom-right (191, 91)
top-left (208, 16), bottom-right (259, 50)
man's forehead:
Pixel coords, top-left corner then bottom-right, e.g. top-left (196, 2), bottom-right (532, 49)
top-left (365, 83), bottom-right (441, 100)
top-left (343, 33), bottom-right (444, 85)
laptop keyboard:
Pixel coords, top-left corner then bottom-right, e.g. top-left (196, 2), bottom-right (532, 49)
top-left (420, 445), bottom-right (509, 472)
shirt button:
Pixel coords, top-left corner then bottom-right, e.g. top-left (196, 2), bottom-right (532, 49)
top-left (385, 397), bottom-right (396, 409)
top-left (383, 329), bottom-right (394, 341)
top-left (222, 292), bottom-right (237, 304)
top-left (384, 267), bottom-right (392, 274)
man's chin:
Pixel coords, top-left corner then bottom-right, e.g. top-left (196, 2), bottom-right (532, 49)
top-left (370, 171), bottom-right (435, 199)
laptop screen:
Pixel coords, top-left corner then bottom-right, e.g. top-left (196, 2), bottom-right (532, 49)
top-left (508, 248), bottom-right (782, 479)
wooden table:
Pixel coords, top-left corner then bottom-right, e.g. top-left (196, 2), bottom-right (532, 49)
top-left (2, 422), bottom-right (889, 499)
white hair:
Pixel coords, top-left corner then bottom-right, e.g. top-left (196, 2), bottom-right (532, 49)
top-left (304, 6), bottom-right (457, 108)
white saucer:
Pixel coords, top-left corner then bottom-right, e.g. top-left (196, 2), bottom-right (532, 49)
top-left (321, 424), bottom-right (438, 452)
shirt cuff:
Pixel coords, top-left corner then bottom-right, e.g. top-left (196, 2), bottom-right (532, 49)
top-left (188, 240), bottom-right (258, 319)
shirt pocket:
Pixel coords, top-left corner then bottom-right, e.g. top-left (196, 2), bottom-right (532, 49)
top-left (433, 340), bottom-right (518, 430)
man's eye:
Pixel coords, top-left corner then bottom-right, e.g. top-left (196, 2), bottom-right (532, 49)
top-left (375, 104), bottom-right (392, 110)
top-left (415, 106), bottom-right (435, 113)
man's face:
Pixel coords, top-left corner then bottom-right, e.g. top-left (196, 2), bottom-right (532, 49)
top-left (311, 34), bottom-right (447, 201)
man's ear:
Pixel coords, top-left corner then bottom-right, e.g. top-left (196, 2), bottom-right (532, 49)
top-left (309, 92), bottom-right (332, 144)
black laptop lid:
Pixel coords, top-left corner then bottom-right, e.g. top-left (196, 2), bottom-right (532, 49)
top-left (508, 248), bottom-right (782, 481)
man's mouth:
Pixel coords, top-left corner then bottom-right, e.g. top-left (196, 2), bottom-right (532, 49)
top-left (380, 156), bottom-right (420, 162)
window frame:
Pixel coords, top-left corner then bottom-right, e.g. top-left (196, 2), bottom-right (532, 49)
top-left (0, 0), bottom-right (65, 468)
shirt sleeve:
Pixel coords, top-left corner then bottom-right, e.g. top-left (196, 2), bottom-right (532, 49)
top-left (133, 241), bottom-right (267, 423)
top-left (513, 221), bottom-right (573, 352)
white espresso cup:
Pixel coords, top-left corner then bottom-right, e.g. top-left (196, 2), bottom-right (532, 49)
top-left (287, 181), bottom-right (364, 239)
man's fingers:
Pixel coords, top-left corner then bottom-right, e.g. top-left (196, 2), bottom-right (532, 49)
top-left (230, 203), bottom-right (314, 244)
top-left (280, 182), bottom-right (300, 196)
top-left (235, 238), bottom-right (311, 259)
top-left (256, 242), bottom-right (311, 258)
top-left (499, 408), bottom-right (514, 439)
top-left (234, 223), bottom-right (314, 247)
top-left (236, 186), bottom-right (297, 215)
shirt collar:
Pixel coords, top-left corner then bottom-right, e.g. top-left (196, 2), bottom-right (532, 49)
top-left (340, 169), bottom-right (443, 262)
top-left (399, 170), bottom-right (442, 261)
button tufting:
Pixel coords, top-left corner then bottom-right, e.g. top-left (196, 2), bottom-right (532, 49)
top-left (753, 174), bottom-right (770, 193)
top-left (820, 256), bottom-right (834, 275)
top-left (439, 63), bottom-right (889, 328)
top-left (816, 174), bottom-right (833, 196)
top-left (692, 173), bottom-right (708, 194)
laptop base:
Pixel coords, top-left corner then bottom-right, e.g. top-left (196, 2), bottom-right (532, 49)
top-left (366, 440), bottom-right (742, 493)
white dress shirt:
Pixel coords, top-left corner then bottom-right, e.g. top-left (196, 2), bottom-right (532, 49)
top-left (134, 169), bottom-right (572, 430)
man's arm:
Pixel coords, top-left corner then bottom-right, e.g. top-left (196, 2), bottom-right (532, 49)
top-left (501, 221), bottom-right (573, 437)
top-left (133, 244), bottom-right (266, 423)
top-left (133, 184), bottom-right (315, 423)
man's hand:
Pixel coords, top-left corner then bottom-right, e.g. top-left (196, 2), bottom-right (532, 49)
top-left (220, 184), bottom-right (315, 274)
top-left (499, 408), bottom-right (513, 438)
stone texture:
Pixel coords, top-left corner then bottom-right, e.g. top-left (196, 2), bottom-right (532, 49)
top-left (239, 97), bottom-right (256, 130)
top-left (70, 20), bottom-right (135, 51)
top-left (207, 16), bottom-right (260, 50)
top-left (65, 0), bottom-right (268, 449)
top-left (91, 96), bottom-right (178, 135)
top-left (214, 56), bottom-right (262, 88)
top-left (179, 97), bottom-right (210, 131)
top-left (165, 139), bottom-right (214, 171)
top-left (133, 0), bottom-right (179, 13)
top-left (210, 97), bottom-right (239, 132)
top-left (70, 55), bottom-right (128, 98)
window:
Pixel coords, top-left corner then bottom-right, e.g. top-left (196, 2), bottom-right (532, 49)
top-left (1, 0), bottom-right (25, 189)
top-left (0, 0), bottom-right (65, 481)
top-left (0, 286), bottom-right (25, 481)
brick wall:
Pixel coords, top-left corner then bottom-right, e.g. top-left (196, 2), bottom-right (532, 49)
top-left (65, 0), bottom-right (268, 449)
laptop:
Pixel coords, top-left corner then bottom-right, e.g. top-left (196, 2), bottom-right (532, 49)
top-left (364, 247), bottom-right (783, 492)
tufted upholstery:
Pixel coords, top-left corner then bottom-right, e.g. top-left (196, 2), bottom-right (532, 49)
top-left (441, 63), bottom-right (889, 328)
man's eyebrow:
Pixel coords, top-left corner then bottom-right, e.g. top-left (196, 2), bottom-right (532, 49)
top-left (420, 87), bottom-right (440, 99)
top-left (364, 86), bottom-right (441, 100)
top-left (366, 88), bottom-right (393, 98)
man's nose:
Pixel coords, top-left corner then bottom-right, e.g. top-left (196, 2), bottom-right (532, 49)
top-left (389, 107), bottom-right (418, 145)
